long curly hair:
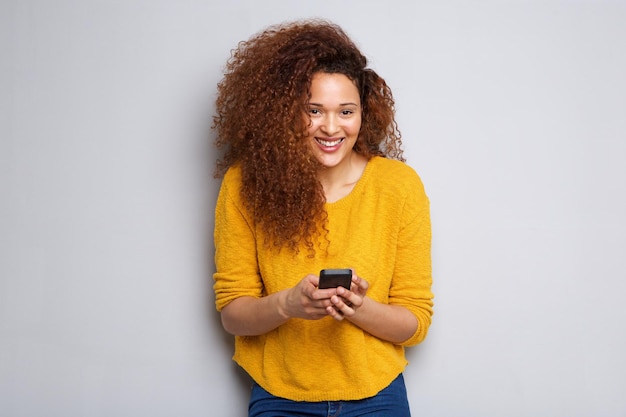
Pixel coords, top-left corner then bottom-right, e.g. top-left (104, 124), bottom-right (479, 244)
top-left (213, 19), bottom-right (404, 254)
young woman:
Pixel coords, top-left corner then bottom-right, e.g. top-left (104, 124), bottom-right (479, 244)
top-left (212, 19), bottom-right (434, 416)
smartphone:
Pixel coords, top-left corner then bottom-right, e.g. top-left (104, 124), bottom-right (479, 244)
top-left (319, 268), bottom-right (352, 289)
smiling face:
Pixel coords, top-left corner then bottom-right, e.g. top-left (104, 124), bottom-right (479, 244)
top-left (306, 72), bottom-right (362, 170)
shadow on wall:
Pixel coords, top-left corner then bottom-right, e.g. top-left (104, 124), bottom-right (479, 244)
top-left (203, 126), bottom-right (255, 395)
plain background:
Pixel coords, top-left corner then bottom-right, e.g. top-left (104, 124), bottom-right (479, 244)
top-left (1, 1), bottom-right (625, 416)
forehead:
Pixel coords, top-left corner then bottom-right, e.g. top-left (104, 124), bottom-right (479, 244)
top-left (309, 72), bottom-right (360, 104)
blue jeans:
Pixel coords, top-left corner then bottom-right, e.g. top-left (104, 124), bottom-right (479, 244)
top-left (248, 373), bottom-right (411, 417)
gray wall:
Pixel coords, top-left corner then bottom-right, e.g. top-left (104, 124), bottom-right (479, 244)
top-left (1, 1), bottom-right (625, 416)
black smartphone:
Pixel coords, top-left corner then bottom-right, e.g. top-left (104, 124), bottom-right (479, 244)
top-left (319, 268), bottom-right (352, 289)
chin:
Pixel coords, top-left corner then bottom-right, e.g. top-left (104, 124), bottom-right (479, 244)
top-left (319, 160), bottom-right (346, 170)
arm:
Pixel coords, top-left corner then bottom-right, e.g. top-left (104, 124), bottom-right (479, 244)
top-left (221, 274), bottom-right (339, 336)
top-left (350, 297), bottom-right (418, 344)
top-left (326, 275), bottom-right (418, 344)
top-left (326, 172), bottom-right (434, 345)
top-left (220, 293), bottom-right (289, 336)
top-left (214, 170), bottom-right (342, 336)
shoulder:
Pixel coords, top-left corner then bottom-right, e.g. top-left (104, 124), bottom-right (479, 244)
top-left (222, 164), bottom-right (243, 186)
top-left (218, 165), bottom-right (244, 198)
top-left (364, 157), bottom-right (429, 223)
top-left (368, 156), bottom-right (426, 195)
top-left (216, 164), bottom-right (247, 210)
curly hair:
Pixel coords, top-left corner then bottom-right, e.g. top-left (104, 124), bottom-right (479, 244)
top-left (213, 19), bottom-right (404, 254)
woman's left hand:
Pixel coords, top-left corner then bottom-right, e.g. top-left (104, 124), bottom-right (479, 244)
top-left (326, 270), bottom-right (369, 321)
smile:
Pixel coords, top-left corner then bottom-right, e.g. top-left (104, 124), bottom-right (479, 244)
top-left (315, 138), bottom-right (344, 147)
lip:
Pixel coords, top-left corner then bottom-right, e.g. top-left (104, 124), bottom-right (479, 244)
top-left (315, 137), bottom-right (344, 151)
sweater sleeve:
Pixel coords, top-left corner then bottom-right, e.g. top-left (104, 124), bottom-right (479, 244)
top-left (390, 173), bottom-right (434, 347)
top-left (213, 169), bottom-right (264, 312)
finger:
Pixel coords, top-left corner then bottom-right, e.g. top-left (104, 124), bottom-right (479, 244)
top-left (326, 305), bottom-right (345, 321)
top-left (353, 275), bottom-right (369, 292)
top-left (330, 294), bottom-right (356, 316)
top-left (311, 287), bottom-right (337, 300)
top-left (335, 287), bottom-right (361, 308)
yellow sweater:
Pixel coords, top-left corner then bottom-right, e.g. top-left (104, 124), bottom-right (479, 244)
top-left (213, 156), bottom-right (433, 402)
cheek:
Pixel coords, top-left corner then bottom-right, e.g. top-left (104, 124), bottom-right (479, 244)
top-left (306, 119), bottom-right (321, 137)
top-left (348, 119), bottom-right (362, 136)
top-left (307, 119), bottom-right (320, 133)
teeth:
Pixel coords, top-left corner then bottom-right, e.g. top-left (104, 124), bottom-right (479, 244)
top-left (317, 138), bottom-right (343, 147)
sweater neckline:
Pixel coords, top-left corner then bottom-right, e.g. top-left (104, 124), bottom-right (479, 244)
top-left (325, 156), bottom-right (380, 209)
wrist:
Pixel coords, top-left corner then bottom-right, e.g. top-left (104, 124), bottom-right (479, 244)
top-left (275, 290), bottom-right (291, 320)
top-left (346, 295), bottom-right (370, 322)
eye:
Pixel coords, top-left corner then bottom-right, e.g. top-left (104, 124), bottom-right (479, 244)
top-left (341, 110), bottom-right (354, 116)
top-left (309, 108), bottom-right (321, 116)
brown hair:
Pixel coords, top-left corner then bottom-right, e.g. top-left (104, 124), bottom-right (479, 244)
top-left (213, 19), bottom-right (404, 254)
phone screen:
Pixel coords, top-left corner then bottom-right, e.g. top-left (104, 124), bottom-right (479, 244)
top-left (319, 268), bottom-right (352, 289)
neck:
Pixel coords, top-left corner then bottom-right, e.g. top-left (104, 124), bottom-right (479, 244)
top-left (318, 151), bottom-right (367, 203)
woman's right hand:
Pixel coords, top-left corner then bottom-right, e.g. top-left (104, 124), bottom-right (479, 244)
top-left (221, 274), bottom-right (337, 336)
top-left (280, 274), bottom-right (336, 320)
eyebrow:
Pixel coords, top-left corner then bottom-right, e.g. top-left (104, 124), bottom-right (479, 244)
top-left (309, 102), bottom-right (359, 107)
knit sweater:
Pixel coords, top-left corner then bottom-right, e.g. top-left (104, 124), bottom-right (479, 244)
top-left (213, 156), bottom-right (433, 402)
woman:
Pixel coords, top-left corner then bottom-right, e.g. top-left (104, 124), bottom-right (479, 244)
top-left (212, 19), bottom-right (433, 416)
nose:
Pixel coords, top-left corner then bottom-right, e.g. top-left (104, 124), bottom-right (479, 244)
top-left (320, 113), bottom-right (340, 136)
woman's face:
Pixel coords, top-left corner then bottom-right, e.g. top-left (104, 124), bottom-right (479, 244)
top-left (305, 72), bottom-right (362, 169)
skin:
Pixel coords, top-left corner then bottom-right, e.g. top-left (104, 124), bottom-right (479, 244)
top-left (306, 72), bottom-right (367, 203)
top-left (220, 72), bottom-right (418, 344)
